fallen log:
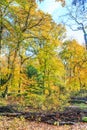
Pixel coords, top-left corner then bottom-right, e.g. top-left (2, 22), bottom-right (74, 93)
top-left (0, 113), bottom-right (22, 117)
top-left (59, 121), bottom-right (75, 125)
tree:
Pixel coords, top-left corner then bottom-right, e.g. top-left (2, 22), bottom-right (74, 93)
top-left (25, 22), bottom-right (68, 110)
top-left (2, 0), bottom-right (85, 111)
top-left (72, 0), bottom-right (87, 9)
top-left (72, 0), bottom-right (87, 48)
top-left (59, 40), bottom-right (87, 96)
top-left (0, 0), bottom-right (56, 96)
top-left (0, 0), bottom-right (68, 108)
top-left (60, 0), bottom-right (87, 49)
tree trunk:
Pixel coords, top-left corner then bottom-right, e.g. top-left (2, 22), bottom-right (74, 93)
top-left (84, 33), bottom-right (87, 50)
top-left (2, 86), bottom-right (8, 99)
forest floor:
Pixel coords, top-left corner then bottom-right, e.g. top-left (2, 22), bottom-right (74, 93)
top-left (0, 105), bottom-right (87, 130)
top-left (0, 97), bottom-right (87, 129)
top-left (0, 117), bottom-right (87, 130)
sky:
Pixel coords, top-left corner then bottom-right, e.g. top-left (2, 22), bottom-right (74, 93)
top-left (37, 0), bottom-right (85, 45)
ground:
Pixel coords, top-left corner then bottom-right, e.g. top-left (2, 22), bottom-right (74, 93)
top-left (0, 97), bottom-right (87, 130)
top-left (0, 117), bottom-right (87, 130)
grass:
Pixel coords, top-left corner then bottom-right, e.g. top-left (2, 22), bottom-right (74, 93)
top-left (82, 117), bottom-right (87, 122)
top-left (72, 103), bottom-right (87, 110)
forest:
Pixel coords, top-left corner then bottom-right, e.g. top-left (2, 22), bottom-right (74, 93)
top-left (0, 0), bottom-right (87, 129)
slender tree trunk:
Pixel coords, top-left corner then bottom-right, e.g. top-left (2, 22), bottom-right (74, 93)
top-left (42, 58), bottom-right (47, 95)
top-left (84, 33), bottom-right (87, 50)
top-left (18, 64), bottom-right (22, 93)
top-left (2, 86), bottom-right (8, 99)
top-left (47, 70), bottom-right (51, 97)
top-left (0, 8), bottom-right (3, 52)
top-left (0, 8), bottom-right (3, 87)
